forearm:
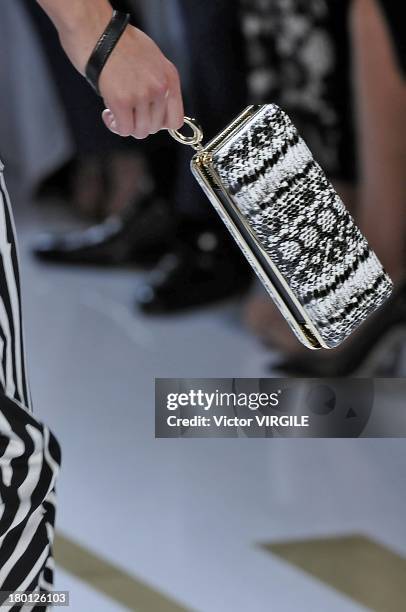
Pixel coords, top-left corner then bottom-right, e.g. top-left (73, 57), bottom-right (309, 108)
top-left (36, 0), bottom-right (113, 73)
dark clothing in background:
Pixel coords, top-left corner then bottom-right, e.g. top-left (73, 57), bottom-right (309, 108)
top-left (21, 0), bottom-right (134, 155)
top-left (377, 0), bottom-right (406, 75)
top-left (174, 0), bottom-right (248, 220)
top-left (241, 0), bottom-right (356, 181)
top-left (240, 0), bottom-right (404, 184)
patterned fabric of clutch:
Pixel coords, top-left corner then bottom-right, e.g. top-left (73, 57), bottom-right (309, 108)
top-left (203, 105), bottom-right (392, 348)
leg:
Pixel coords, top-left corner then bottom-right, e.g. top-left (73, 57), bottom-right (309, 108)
top-left (0, 165), bottom-right (61, 603)
top-left (350, 0), bottom-right (405, 281)
top-left (0, 394), bottom-right (60, 601)
top-left (0, 170), bottom-right (31, 410)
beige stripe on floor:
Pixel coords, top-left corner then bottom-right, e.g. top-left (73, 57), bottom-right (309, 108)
top-left (263, 534), bottom-right (406, 612)
top-left (54, 533), bottom-right (191, 612)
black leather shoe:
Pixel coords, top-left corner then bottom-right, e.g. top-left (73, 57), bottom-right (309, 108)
top-left (32, 193), bottom-right (175, 266)
top-left (274, 281), bottom-right (406, 377)
top-left (135, 225), bottom-right (252, 313)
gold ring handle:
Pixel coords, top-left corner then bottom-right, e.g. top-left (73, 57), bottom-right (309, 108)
top-left (168, 117), bottom-right (204, 150)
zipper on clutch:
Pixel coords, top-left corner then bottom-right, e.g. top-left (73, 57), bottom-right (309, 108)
top-left (203, 105), bottom-right (262, 155)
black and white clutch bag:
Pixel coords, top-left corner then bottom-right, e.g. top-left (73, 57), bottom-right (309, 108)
top-left (169, 104), bottom-right (392, 350)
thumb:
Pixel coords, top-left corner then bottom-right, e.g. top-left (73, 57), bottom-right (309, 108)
top-left (102, 109), bottom-right (119, 134)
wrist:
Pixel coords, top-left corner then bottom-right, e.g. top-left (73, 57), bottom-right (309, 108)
top-left (86, 11), bottom-right (131, 95)
top-left (57, 2), bottom-right (114, 75)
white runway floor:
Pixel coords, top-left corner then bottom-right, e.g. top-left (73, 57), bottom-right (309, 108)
top-left (9, 191), bottom-right (406, 612)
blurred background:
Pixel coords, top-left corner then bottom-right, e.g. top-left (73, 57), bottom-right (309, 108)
top-left (0, 0), bottom-right (405, 610)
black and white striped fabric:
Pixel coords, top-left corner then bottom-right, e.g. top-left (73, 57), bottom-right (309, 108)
top-left (0, 162), bottom-right (61, 609)
top-left (212, 105), bottom-right (393, 348)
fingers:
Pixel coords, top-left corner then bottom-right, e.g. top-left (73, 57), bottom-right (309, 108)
top-left (102, 63), bottom-right (184, 139)
top-left (102, 106), bottom-right (135, 137)
top-left (102, 109), bottom-right (118, 134)
top-left (149, 95), bottom-right (167, 135)
top-left (97, 26), bottom-right (185, 140)
top-left (164, 64), bottom-right (184, 130)
top-left (108, 100), bottom-right (136, 136)
top-left (133, 100), bottom-right (150, 139)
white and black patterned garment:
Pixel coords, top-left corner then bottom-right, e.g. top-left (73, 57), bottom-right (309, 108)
top-left (212, 105), bottom-right (393, 348)
top-left (240, 0), bottom-right (355, 181)
top-left (0, 161), bottom-right (61, 610)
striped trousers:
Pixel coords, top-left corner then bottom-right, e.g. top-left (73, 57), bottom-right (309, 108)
top-left (0, 162), bottom-right (61, 609)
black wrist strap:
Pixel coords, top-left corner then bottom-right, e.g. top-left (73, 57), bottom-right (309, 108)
top-left (85, 10), bottom-right (130, 96)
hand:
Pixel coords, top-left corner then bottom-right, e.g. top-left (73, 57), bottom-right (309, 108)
top-left (55, 4), bottom-right (184, 139)
top-left (99, 26), bottom-right (184, 139)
